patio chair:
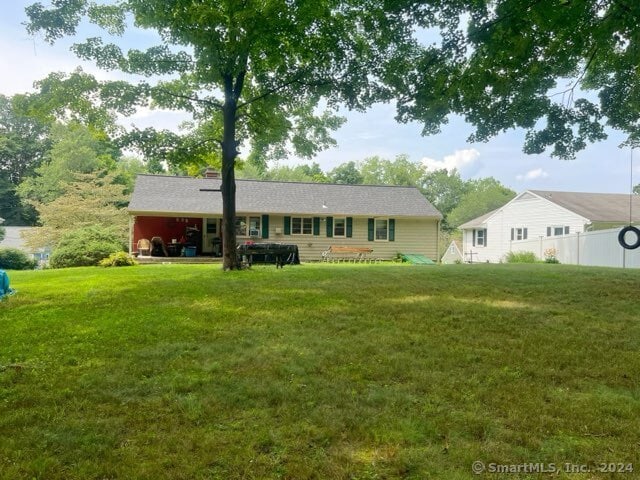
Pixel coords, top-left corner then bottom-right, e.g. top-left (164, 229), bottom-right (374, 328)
top-left (137, 238), bottom-right (151, 256)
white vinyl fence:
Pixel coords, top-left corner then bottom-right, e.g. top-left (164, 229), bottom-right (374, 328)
top-left (510, 228), bottom-right (640, 268)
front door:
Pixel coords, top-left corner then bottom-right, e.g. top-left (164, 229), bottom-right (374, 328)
top-left (203, 218), bottom-right (222, 256)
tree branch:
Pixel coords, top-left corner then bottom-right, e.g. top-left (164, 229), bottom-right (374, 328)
top-left (236, 73), bottom-right (330, 110)
top-left (548, 46), bottom-right (598, 106)
top-left (153, 87), bottom-right (223, 110)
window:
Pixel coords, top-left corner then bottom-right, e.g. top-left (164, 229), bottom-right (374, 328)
top-left (375, 218), bottom-right (388, 241)
top-left (473, 228), bottom-right (487, 247)
top-left (235, 217), bottom-right (246, 236)
top-left (206, 218), bottom-right (217, 234)
top-left (334, 217), bottom-right (346, 237)
top-left (235, 216), bottom-right (261, 236)
top-left (547, 226), bottom-right (570, 237)
top-left (450, 244), bottom-right (456, 254)
top-left (292, 217), bottom-right (313, 235)
top-left (248, 216), bottom-right (260, 236)
top-left (511, 227), bottom-right (528, 241)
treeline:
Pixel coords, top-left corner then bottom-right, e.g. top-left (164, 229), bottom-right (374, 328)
top-left (1, 88), bottom-right (514, 261)
top-left (0, 93), bottom-right (148, 264)
top-left (237, 155), bottom-right (517, 232)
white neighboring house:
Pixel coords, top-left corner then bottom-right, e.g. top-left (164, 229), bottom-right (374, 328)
top-left (459, 190), bottom-right (640, 263)
top-left (0, 226), bottom-right (49, 265)
top-left (0, 226), bottom-right (33, 251)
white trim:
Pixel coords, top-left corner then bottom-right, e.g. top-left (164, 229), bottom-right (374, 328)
top-left (333, 217), bottom-right (346, 237)
top-left (374, 218), bottom-right (389, 242)
top-left (291, 216), bottom-right (313, 236)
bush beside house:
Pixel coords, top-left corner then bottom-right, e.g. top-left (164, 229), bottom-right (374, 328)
top-left (0, 248), bottom-right (37, 270)
top-left (49, 226), bottom-right (125, 268)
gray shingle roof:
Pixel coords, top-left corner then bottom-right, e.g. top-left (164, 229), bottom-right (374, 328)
top-left (0, 227), bottom-right (34, 252)
top-left (458, 208), bottom-right (501, 229)
top-left (530, 190), bottom-right (640, 223)
top-left (459, 190), bottom-right (640, 229)
top-left (128, 174), bottom-right (442, 218)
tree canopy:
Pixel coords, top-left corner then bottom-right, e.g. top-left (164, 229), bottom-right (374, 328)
top-left (447, 178), bottom-right (516, 228)
top-left (395, 0), bottom-right (640, 159)
top-left (26, 0), bottom-right (431, 269)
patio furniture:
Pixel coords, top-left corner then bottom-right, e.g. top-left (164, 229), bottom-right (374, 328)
top-left (237, 243), bottom-right (299, 268)
top-left (137, 238), bottom-right (151, 256)
top-left (150, 236), bottom-right (168, 257)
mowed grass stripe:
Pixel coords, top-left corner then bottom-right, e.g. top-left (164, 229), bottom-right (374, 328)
top-left (0, 264), bottom-right (638, 479)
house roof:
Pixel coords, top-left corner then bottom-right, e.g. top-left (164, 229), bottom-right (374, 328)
top-left (458, 190), bottom-right (640, 229)
top-left (458, 208), bottom-right (501, 229)
top-left (530, 190), bottom-right (640, 223)
top-left (0, 227), bottom-right (34, 252)
top-left (128, 174), bottom-right (442, 218)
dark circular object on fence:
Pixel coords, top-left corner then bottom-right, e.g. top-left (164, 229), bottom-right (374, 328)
top-left (618, 225), bottom-right (640, 250)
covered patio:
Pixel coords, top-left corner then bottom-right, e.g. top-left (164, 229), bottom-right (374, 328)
top-left (130, 215), bottom-right (222, 258)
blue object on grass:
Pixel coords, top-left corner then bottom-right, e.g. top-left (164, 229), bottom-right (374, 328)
top-left (0, 269), bottom-right (15, 299)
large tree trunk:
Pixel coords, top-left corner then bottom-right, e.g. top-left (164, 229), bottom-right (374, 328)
top-left (220, 78), bottom-right (241, 271)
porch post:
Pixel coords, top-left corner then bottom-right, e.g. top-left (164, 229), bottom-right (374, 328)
top-left (129, 216), bottom-right (134, 255)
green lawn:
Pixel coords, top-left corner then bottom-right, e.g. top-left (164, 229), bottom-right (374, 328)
top-left (1, 263), bottom-right (639, 479)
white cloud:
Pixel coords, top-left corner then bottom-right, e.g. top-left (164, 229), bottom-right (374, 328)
top-left (421, 148), bottom-right (480, 173)
top-left (516, 168), bottom-right (549, 181)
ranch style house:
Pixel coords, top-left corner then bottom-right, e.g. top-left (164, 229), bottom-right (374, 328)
top-left (127, 172), bottom-right (443, 262)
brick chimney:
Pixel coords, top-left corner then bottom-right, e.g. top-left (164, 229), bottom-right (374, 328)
top-left (204, 167), bottom-right (220, 178)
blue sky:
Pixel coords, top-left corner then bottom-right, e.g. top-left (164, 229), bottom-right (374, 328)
top-left (1, 1), bottom-right (637, 194)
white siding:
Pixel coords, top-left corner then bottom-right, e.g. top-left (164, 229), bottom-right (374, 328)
top-left (462, 195), bottom-right (587, 263)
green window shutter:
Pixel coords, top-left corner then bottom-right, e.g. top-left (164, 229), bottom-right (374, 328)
top-left (313, 217), bottom-right (320, 236)
top-left (284, 216), bottom-right (291, 235)
top-left (326, 216), bottom-right (333, 238)
top-left (389, 218), bottom-right (395, 242)
top-left (368, 218), bottom-right (374, 241)
top-left (346, 217), bottom-right (353, 238)
top-left (484, 228), bottom-right (488, 246)
top-left (261, 215), bottom-right (269, 239)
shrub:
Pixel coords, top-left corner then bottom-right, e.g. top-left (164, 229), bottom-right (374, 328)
top-left (505, 251), bottom-right (538, 263)
top-left (0, 248), bottom-right (37, 270)
top-left (99, 251), bottom-right (138, 267)
top-left (50, 225), bottom-right (125, 268)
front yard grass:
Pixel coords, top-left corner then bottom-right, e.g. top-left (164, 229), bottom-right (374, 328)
top-left (1, 263), bottom-right (639, 479)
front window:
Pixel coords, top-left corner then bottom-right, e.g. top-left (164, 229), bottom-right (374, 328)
top-left (235, 216), bottom-right (261, 236)
top-left (235, 217), bottom-right (247, 236)
top-left (334, 217), bottom-right (346, 237)
top-left (292, 217), bottom-right (312, 235)
top-left (248, 216), bottom-right (260, 236)
top-left (475, 229), bottom-right (486, 246)
top-left (547, 226), bottom-right (570, 237)
top-left (206, 218), bottom-right (217, 234)
top-left (375, 219), bottom-right (388, 241)
top-left (513, 227), bottom-right (528, 240)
